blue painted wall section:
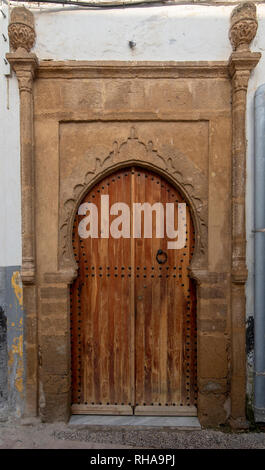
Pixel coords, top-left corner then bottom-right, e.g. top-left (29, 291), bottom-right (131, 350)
top-left (0, 306), bottom-right (8, 420)
top-left (0, 266), bottom-right (24, 419)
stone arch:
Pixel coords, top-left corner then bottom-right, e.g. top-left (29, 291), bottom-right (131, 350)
top-left (59, 127), bottom-right (208, 283)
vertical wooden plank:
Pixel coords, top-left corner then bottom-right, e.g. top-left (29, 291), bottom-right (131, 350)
top-left (146, 171), bottom-right (156, 406)
top-left (92, 182), bottom-right (101, 404)
top-left (106, 173), bottom-right (115, 405)
top-left (118, 168), bottom-right (130, 405)
top-left (142, 170), bottom-right (152, 406)
top-left (150, 172), bottom-right (161, 406)
top-left (134, 167), bottom-right (146, 406)
top-left (113, 172), bottom-right (120, 404)
top-left (159, 177), bottom-right (168, 406)
top-left (130, 168), bottom-right (135, 406)
top-left (84, 212), bottom-right (94, 404)
top-left (151, 171), bottom-right (162, 406)
top-left (100, 180), bottom-right (109, 404)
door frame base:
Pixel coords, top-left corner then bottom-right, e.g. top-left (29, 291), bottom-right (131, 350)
top-left (71, 404), bottom-right (197, 416)
top-left (71, 404), bottom-right (133, 415)
top-left (134, 406), bottom-right (197, 416)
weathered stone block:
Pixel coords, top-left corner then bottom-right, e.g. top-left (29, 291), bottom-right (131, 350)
top-left (198, 318), bottom-right (226, 333)
top-left (41, 335), bottom-right (70, 375)
top-left (41, 374), bottom-right (70, 394)
top-left (25, 316), bottom-right (37, 344)
top-left (198, 335), bottom-right (228, 378)
top-left (200, 287), bottom-right (225, 299)
top-left (231, 376), bottom-right (246, 418)
top-left (198, 392), bottom-right (228, 427)
top-left (26, 344), bottom-right (38, 382)
top-left (199, 300), bottom-right (228, 319)
top-left (40, 287), bottom-right (68, 299)
top-left (39, 392), bottom-right (70, 423)
top-left (23, 285), bottom-right (37, 313)
top-left (39, 315), bottom-right (68, 336)
top-left (198, 378), bottom-right (228, 395)
top-left (41, 301), bottom-right (68, 317)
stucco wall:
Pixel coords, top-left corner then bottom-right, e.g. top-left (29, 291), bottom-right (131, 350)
top-left (0, 2), bottom-right (21, 267)
top-left (1, 0), bottom-right (265, 417)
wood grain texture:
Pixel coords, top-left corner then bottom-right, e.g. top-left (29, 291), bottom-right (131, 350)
top-left (71, 166), bottom-right (197, 414)
top-left (134, 406), bottom-right (197, 416)
top-left (71, 404), bottom-right (133, 415)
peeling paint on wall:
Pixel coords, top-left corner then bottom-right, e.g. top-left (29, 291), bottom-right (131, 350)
top-left (11, 271), bottom-right (23, 307)
top-left (0, 266), bottom-right (24, 418)
top-left (0, 268), bottom-right (8, 420)
top-left (0, 307), bottom-right (8, 413)
top-left (9, 334), bottom-right (23, 395)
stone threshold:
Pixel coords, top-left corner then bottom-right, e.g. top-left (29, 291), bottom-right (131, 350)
top-left (69, 415), bottom-right (201, 430)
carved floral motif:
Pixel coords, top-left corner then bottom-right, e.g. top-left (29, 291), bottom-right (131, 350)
top-left (8, 7), bottom-right (35, 52)
top-left (229, 2), bottom-right (258, 51)
top-left (8, 23), bottom-right (35, 52)
top-left (16, 70), bottom-right (34, 94)
top-left (233, 70), bottom-right (250, 92)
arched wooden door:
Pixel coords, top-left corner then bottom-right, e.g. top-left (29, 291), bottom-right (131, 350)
top-left (70, 166), bottom-right (197, 416)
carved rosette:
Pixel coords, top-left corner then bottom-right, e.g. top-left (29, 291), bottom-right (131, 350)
top-left (229, 2), bottom-right (258, 52)
top-left (8, 7), bottom-right (35, 52)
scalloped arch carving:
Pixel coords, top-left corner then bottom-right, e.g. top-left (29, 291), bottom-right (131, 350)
top-left (59, 127), bottom-right (208, 280)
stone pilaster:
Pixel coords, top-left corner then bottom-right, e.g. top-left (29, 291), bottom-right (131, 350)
top-left (7, 7), bottom-right (39, 418)
top-left (228, 2), bottom-right (260, 429)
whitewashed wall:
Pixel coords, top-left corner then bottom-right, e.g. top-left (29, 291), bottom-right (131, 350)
top-left (0, 2), bottom-right (21, 267)
top-left (32, 5), bottom-right (232, 61)
top-left (1, 1), bottom-right (265, 401)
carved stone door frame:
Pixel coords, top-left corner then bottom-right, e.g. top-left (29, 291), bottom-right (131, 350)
top-left (7, 3), bottom-right (261, 428)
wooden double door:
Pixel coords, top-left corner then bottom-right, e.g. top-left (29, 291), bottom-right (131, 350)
top-left (70, 166), bottom-right (197, 415)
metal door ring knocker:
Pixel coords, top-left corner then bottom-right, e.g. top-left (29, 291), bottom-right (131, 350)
top-left (156, 249), bottom-right (168, 265)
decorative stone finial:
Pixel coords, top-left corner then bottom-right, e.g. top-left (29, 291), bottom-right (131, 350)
top-left (8, 7), bottom-right (35, 53)
top-left (229, 2), bottom-right (258, 52)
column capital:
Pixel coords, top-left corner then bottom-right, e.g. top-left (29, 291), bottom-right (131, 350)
top-left (6, 51), bottom-right (38, 93)
top-left (229, 2), bottom-right (258, 53)
top-left (228, 3), bottom-right (261, 91)
top-left (6, 6), bottom-right (38, 93)
top-left (8, 6), bottom-right (36, 54)
top-left (6, 7), bottom-right (38, 287)
top-left (229, 51), bottom-right (261, 79)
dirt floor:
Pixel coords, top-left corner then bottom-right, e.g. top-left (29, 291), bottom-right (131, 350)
top-left (0, 418), bottom-right (265, 449)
